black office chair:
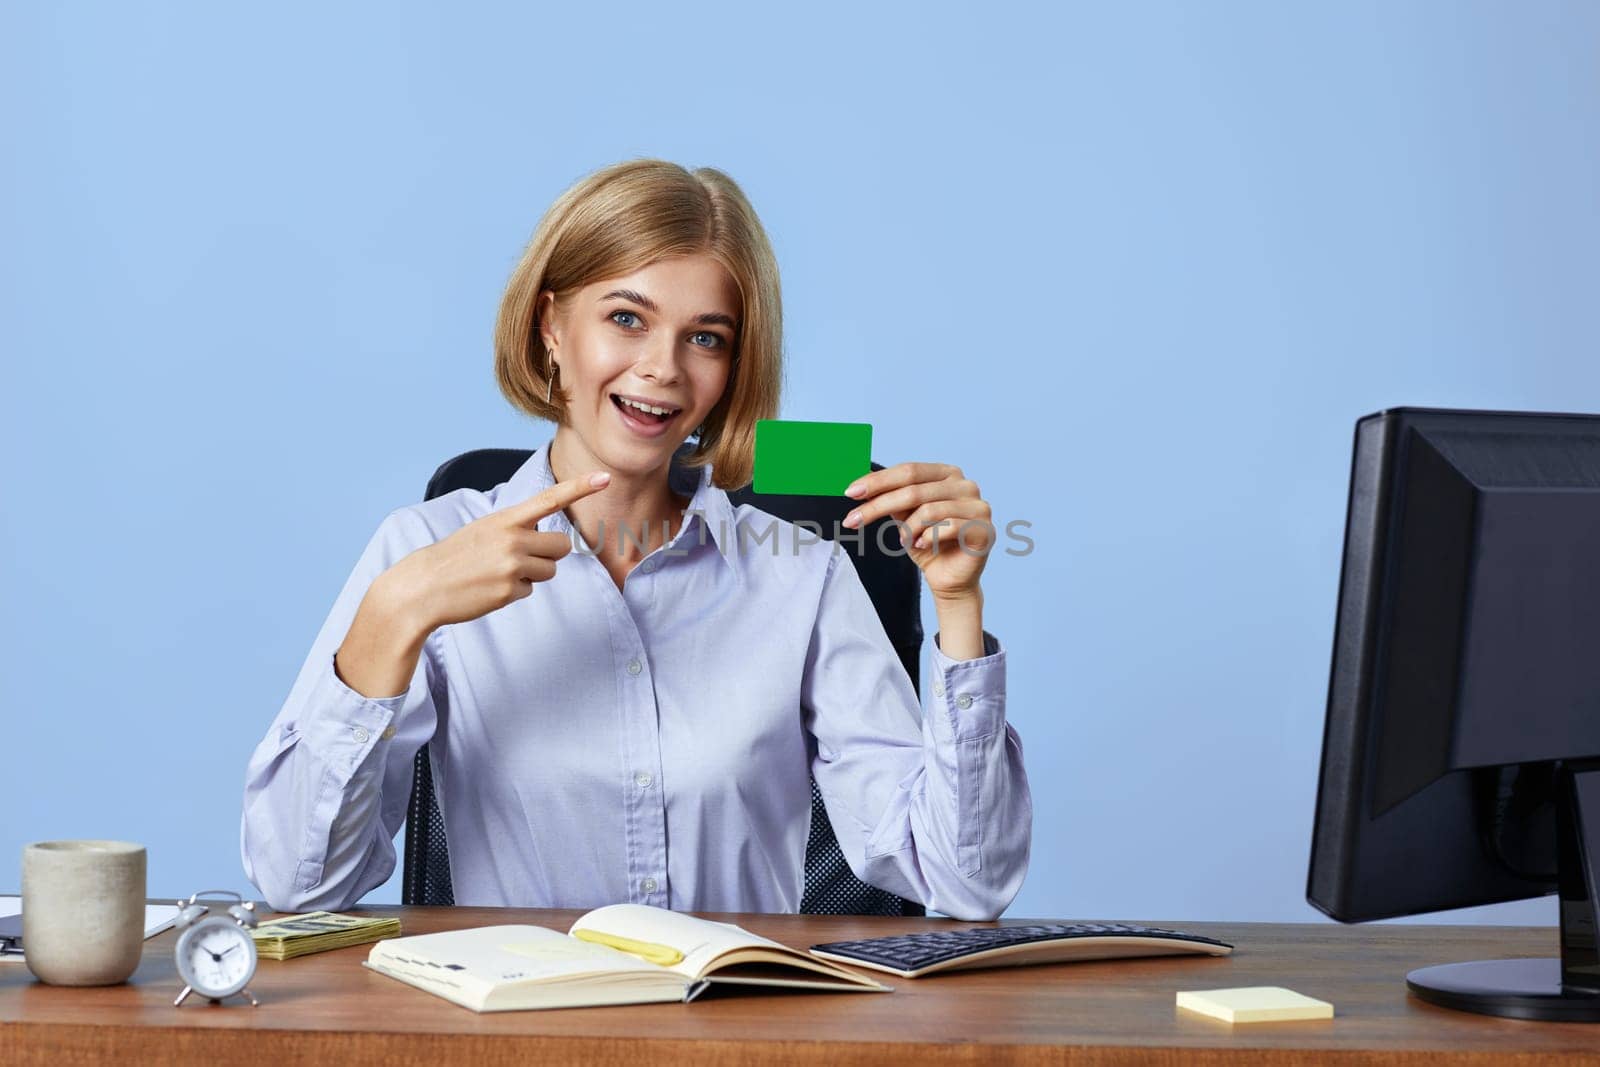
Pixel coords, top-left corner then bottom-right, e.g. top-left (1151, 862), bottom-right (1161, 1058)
top-left (401, 444), bottom-right (926, 916)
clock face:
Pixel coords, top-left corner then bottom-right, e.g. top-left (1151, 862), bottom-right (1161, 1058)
top-left (175, 915), bottom-right (256, 998)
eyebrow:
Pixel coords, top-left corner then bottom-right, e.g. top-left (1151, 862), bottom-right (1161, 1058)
top-left (601, 289), bottom-right (738, 330)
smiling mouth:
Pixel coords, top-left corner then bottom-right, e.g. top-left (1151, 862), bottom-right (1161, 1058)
top-left (610, 394), bottom-right (682, 424)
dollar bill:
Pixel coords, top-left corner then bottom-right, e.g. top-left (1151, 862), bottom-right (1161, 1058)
top-left (251, 910), bottom-right (402, 960)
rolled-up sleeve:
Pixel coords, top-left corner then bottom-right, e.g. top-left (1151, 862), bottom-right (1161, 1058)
top-left (800, 544), bottom-right (1032, 920)
top-left (240, 508), bottom-right (444, 913)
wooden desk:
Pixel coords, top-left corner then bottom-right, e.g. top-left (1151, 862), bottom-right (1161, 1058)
top-left (3, 905), bottom-right (1598, 1064)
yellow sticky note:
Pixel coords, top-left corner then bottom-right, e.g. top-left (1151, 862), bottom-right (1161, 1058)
top-left (571, 929), bottom-right (684, 967)
top-left (1176, 986), bottom-right (1333, 1023)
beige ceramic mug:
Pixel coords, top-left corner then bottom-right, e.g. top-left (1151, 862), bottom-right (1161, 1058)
top-left (21, 840), bottom-right (146, 986)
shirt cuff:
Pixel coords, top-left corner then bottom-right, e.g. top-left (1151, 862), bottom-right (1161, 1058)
top-left (927, 630), bottom-right (1006, 741)
top-left (296, 652), bottom-right (405, 770)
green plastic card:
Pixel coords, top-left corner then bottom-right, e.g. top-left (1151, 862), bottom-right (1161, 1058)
top-left (753, 420), bottom-right (873, 496)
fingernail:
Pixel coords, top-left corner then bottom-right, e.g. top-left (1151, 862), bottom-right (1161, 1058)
top-left (589, 472), bottom-right (611, 487)
top-left (914, 534), bottom-right (929, 549)
top-left (844, 482), bottom-right (866, 498)
top-left (844, 510), bottom-right (861, 528)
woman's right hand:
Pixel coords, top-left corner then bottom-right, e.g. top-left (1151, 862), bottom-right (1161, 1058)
top-left (335, 471), bottom-right (610, 699)
top-left (383, 470), bottom-right (612, 631)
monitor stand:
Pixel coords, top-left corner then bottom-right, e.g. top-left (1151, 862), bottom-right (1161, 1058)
top-left (1406, 761), bottom-right (1600, 1021)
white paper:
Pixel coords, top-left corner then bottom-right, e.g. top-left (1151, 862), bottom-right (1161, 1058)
top-left (0, 895), bottom-right (181, 963)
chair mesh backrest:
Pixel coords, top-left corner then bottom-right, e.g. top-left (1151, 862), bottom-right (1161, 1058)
top-left (402, 446), bottom-right (924, 916)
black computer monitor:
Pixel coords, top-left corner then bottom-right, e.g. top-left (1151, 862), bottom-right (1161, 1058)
top-left (1307, 407), bottom-right (1600, 1022)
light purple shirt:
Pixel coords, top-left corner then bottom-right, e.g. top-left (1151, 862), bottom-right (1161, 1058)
top-left (240, 442), bottom-right (1031, 919)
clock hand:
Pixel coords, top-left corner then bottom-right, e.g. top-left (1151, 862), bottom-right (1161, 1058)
top-left (219, 944), bottom-right (239, 958)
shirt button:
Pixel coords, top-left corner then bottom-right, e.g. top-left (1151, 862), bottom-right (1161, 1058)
top-left (635, 771), bottom-right (653, 788)
top-left (933, 680), bottom-right (945, 698)
top-left (640, 558), bottom-right (659, 574)
top-left (641, 877), bottom-right (658, 893)
top-left (956, 694), bottom-right (974, 710)
top-left (627, 659), bottom-right (643, 676)
top-left (352, 725), bottom-right (370, 744)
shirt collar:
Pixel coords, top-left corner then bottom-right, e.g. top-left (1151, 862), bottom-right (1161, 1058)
top-left (501, 439), bottom-right (739, 567)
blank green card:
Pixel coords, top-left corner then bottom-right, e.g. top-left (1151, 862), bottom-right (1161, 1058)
top-left (753, 420), bottom-right (873, 496)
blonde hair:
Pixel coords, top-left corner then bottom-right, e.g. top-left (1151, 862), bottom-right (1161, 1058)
top-left (495, 159), bottom-right (783, 490)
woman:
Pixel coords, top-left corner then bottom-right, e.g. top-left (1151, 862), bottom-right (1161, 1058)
top-left (240, 160), bottom-right (1031, 920)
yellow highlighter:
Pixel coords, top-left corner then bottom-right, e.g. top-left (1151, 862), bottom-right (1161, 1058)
top-left (572, 929), bottom-right (684, 967)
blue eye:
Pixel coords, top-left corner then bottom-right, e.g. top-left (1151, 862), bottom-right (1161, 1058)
top-left (609, 310), bottom-right (724, 351)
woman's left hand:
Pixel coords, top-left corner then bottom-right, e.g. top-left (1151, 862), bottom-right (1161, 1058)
top-left (842, 463), bottom-right (994, 601)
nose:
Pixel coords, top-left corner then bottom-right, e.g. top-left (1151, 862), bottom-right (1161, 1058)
top-left (633, 336), bottom-right (682, 386)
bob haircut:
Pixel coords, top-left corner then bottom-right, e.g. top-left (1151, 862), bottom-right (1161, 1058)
top-left (495, 159), bottom-right (783, 490)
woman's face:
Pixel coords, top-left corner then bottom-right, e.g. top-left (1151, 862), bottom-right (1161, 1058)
top-left (540, 253), bottom-right (740, 478)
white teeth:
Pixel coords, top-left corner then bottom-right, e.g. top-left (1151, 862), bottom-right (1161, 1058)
top-left (618, 396), bottom-right (676, 417)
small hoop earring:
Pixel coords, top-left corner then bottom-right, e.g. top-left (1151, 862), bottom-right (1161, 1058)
top-left (546, 359), bottom-right (559, 405)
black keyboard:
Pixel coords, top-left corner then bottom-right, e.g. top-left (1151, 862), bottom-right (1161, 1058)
top-left (810, 922), bottom-right (1234, 978)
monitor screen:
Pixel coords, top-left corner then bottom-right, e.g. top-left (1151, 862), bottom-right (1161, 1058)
top-left (1306, 407), bottom-right (1600, 1020)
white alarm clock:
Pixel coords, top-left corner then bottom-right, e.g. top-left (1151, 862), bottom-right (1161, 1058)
top-left (171, 889), bottom-right (259, 1007)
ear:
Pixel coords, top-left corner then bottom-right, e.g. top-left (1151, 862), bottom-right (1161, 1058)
top-left (535, 289), bottom-right (561, 354)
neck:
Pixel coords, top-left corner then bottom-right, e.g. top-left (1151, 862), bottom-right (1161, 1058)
top-left (548, 428), bottom-right (690, 562)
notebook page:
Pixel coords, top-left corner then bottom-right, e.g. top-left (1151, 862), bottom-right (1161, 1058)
top-left (370, 924), bottom-right (662, 985)
top-left (570, 904), bottom-right (796, 980)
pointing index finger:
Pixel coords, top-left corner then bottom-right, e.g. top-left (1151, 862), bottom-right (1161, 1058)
top-left (507, 470), bottom-right (611, 526)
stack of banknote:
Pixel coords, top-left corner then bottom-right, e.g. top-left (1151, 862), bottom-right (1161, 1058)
top-left (250, 911), bottom-right (403, 960)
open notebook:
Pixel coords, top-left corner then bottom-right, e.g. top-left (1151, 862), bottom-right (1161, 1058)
top-left (363, 903), bottom-right (888, 1012)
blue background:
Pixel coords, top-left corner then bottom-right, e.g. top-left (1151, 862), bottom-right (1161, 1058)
top-left (4, 1), bottom-right (1597, 926)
